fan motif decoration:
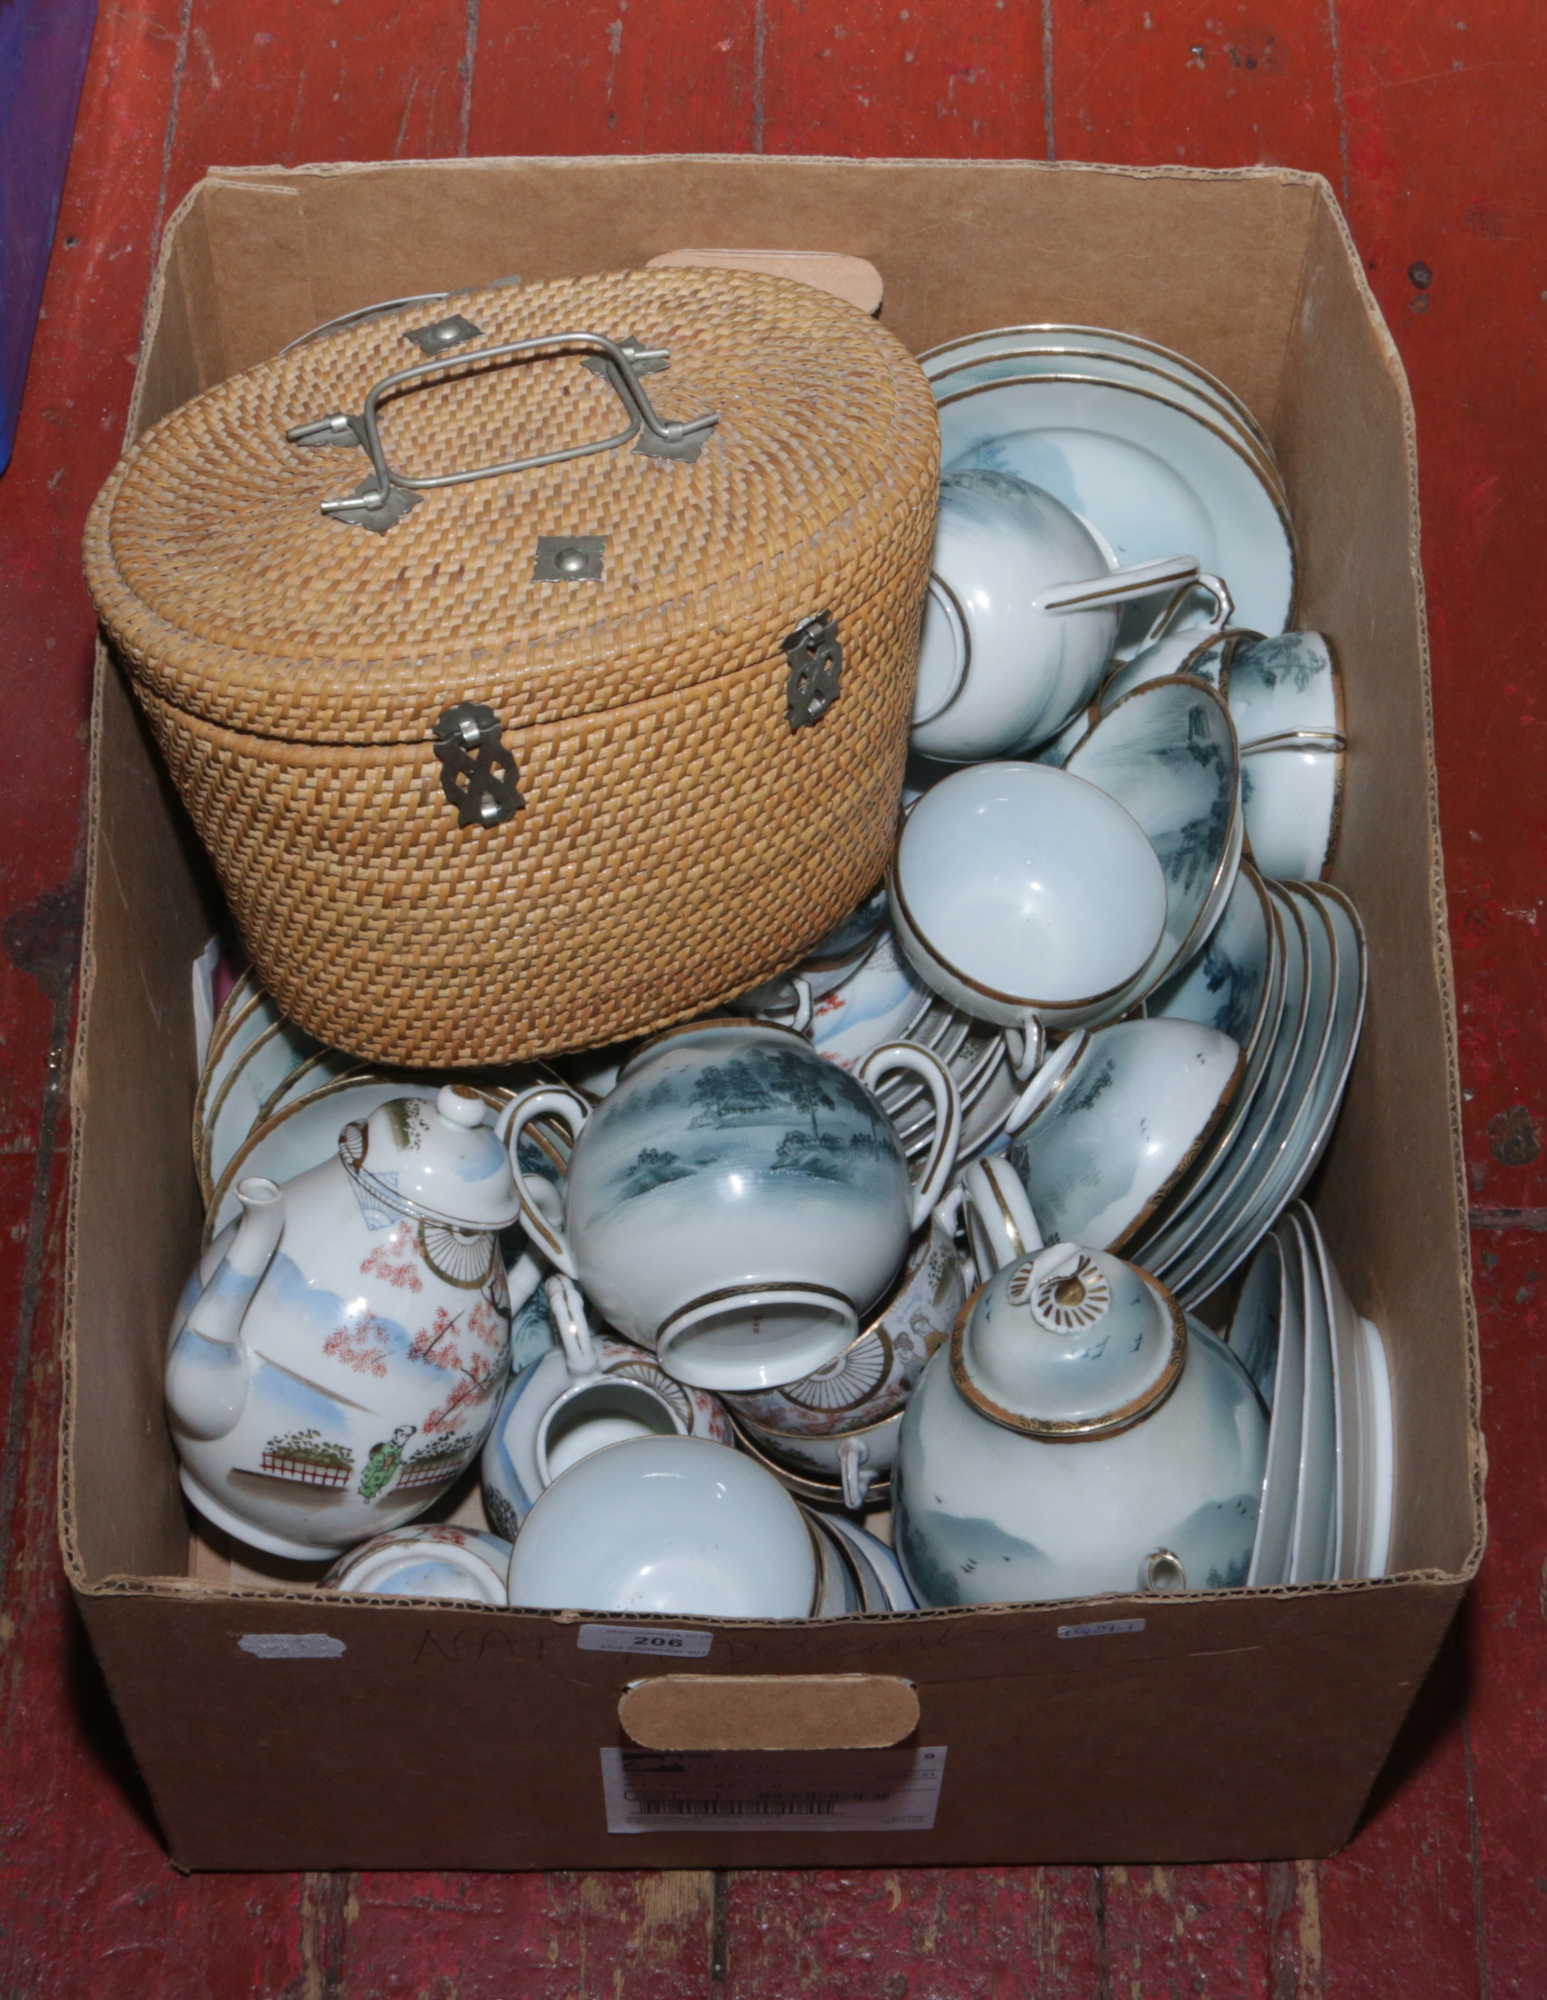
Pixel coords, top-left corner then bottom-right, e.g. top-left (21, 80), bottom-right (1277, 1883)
top-left (417, 1219), bottom-right (496, 1289)
top-left (1010, 1253), bottom-right (1112, 1332)
top-left (607, 1357), bottom-right (693, 1427)
top-left (782, 1328), bottom-right (893, 1412)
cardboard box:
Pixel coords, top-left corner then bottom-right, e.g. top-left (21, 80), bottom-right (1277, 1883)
top-left (62, 156), bottom-right (1482, 1870)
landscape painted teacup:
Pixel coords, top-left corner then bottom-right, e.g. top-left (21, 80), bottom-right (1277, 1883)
top-left (481, 1275), bottom-right (732, 1539)
top-left (723, 1195), bottom-right (967, 1439)
top-left (500, 1021), bottom-right (961, 1394)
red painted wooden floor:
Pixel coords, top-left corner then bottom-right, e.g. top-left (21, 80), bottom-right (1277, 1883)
top-left (1, 2), bottom-right (1543, 1992)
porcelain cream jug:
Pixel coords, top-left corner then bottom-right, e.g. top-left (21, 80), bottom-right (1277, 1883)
top-left (894, 1240), bottom-right (1267, 1606)
top-left (501, 1021), bottom-right (962, 1393)
top-left (481, 1275), bottom-right (733, 1538)
top-left (165, 1085), bottom-right (531, 1560)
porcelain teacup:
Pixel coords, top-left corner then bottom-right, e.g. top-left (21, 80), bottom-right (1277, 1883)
top-left (724, 1194), bottom-right (968, 1444)
top-left (911, 470), bottom-right (1200, 761)
top-left (500, 1021), bottom-right (962, 1393)
top-left (323, 1524), bottom-right (513, 1605)
top-left (505, 1433), bottom-right (819, 1618)
top-left (890, 761), bottom-right (1168, 1038)
top-left (731, 1404), bottom-right (906, 1509)
top-left (481, 1275), bottom-right (732, 1538)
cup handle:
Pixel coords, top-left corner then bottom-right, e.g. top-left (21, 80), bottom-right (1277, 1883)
top-left (858, 1040), bottom-right (963, 1230)
top-left (1002, 1018), bottom-right (1046, 1083)
top-left (733, 971), bottom-right (814, 1036)
top-left (495, 1086), bottom-right (591, 1280)
top-left (544, 1272), bottom-right (598, 1377)
top-left (1036, 554), bottom-right (1200, 615)
top-left (839, 1436), bottom-right (873, 1510)
top-left (961, 1156), bottom-right (1045, 1284)
top-left (1137, 571), bottom-right (1235, 649)
top-left (785, 975), bottom-right (814, 1036)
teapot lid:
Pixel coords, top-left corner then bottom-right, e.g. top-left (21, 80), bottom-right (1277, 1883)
top-left (950, 1242), bottom-right (1186, 1439)
top-left (340, 1086), bottom-right (519, 1230)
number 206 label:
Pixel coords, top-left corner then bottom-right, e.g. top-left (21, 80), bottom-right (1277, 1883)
top-left (577, 1623), bottom-right (714, 1659)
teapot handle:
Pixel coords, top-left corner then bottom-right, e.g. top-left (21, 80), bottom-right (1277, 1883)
top-left (857, 1040), bottom-right (962, 1230)
top-left (496, 1086), bottom-right (591, 1280)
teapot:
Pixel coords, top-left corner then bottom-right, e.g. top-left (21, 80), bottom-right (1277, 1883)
top-left (894, 1240), bottom-right (1267, 1606)
top-left (501, 1020), bottom-right (962, 1394)
top-left (165, 1085), bottom-right (536, 1560)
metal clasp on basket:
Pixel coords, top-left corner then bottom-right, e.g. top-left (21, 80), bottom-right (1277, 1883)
top-left (432, 704), bottom-right (525, 828)
top-left (286, 331), bottom-right (719, 533)
top-left (783, 613), bottom-right (844, 730)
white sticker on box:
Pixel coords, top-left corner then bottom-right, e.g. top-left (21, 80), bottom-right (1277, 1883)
top-left (1057, 1618), bottom-right (1145, 1640)
top-left (600, 1745), bottom-right (947, 1835)
top-left (577, 1623), bottom-right (714, 1660)
top-left (238, 1633), bottom-right (347, 1659)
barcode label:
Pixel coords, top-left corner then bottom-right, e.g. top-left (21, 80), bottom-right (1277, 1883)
top-left (600, 1746), bottom-right (947, 1834)
top-left (1057, 1618), bottom-right (1146, 1640)
top-left (577, 1623), bottom-right (713, 1659)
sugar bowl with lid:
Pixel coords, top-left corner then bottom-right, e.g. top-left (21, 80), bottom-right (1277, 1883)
top-left (894, 1241), bottom-right (1267, 1606)
top-left (500, 1021), bottom-right (961, 1393)
top-left (164, 1085), bottom-right (522, 1560)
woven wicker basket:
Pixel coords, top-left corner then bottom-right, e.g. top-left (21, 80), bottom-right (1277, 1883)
top-left (83, 268), bottom-right (938, 1065)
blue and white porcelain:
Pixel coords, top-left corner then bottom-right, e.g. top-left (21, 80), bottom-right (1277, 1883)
top-left (933, 372), bottom-right (1296, 640)
top-left (1065, 675), bottom-right (1242, 999)
top-left (1226, 631), bottom-right (1345, 881)
top-left (723, 1197), bottom-right (968, 1440)
top-left (501, 1021), bottom-right (962, 1393)
top-left (890, 762), bottom-right (1169, 1038)
top-left (895, 1242), bottom-right (1268, 1606)
top-left (911, 470), bottom-right (1200, 762)
top-left (323, 1523), bottom-right (514, 1605)
top-left (1006, 1017), bottom-right (1242, 1253)
top-left (821, 1512), bottom-right (918, 1612)
top-left (481, 1275), bottom-right (732, 1539)
top-left (505, 1433), bottom-right (818, 1619)
top-left (165, 1085), bottom-right (530, 1560)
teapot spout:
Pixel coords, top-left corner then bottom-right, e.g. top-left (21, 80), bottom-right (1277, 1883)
top-left (165, 1178), bottom-right (283, 1441)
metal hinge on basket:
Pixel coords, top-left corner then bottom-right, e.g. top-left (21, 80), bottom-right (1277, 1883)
top-left (286, 331), bottom-right (719, 533)
top-left (783, 613), bottom-right (844, 730)
top-left (432, 704), bottom-right (525, 828)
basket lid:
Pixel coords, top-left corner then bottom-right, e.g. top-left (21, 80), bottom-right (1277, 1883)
top-left (84, 267), bottom-right (938, 746)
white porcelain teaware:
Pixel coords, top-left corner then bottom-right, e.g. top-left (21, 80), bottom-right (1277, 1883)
top-left (505, 1433), bottom-right (818, 1618)
top-left (890, 761), bottom-right (1168, 1038)
top-left (911, 471), bottom-right (1201, 762)
top-left (723, 1195), bottom-right (967, 1440)
top-left (481, 1274), bottom-right (732, 1538)
top-left (733, 1403), bottom-right (906, 1509)
top-left (323, 1524), bottom-right (513, 1604)
top-left (894, 1241), bottom-right (1268, 1605)
top-left (165, 1085), bottom-right (531, 1559)
top-left (501, 1021), bottom-right (961, 1393)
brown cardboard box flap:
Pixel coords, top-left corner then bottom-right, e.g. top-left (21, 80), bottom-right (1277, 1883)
top-left (618, 1674), bottom-right (920, 1750)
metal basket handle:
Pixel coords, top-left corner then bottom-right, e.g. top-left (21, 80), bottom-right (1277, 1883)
top-left (286, 331), bottom-right (719, 528)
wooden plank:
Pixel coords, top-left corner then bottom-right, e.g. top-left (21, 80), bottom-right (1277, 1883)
top-left (756, 0), bottom-right (1046, 158)
top-left (1095, 1863), bottom-right (1280, 1996)
top-left (722, 1866), bottom-right (1103, 1996)
top-left (161, 0), bottom-right (470, 225)
top-left (469, 0), bottom-right (757, 156)
top-left (1045, 0), bottom-right (1345, 179)
top-left (1331, 0), bottom-right (1547, 1215)
top-left (334, 1870), bottom-right (714, 1997)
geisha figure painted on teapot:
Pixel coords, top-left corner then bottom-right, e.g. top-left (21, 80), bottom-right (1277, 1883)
top-left (165, 1086), bottom-right (537, 1560)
